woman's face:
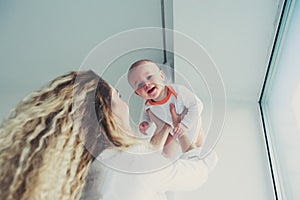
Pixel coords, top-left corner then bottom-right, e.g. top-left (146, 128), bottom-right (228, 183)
top-left (111, 87), bottom-right (131, 131)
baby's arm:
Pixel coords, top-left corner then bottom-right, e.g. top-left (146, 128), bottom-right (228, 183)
top-left (139, 107), bottom-right (152, 135)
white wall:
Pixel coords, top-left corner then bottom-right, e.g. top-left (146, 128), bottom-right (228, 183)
top-left (262, 1), bottom-right (300, 199)
top-left (174, 102), bottom-right (274, 200)
top-left (173, 0), bottom-right (282, 102)
top-left (172, 0), bottom-right (283, 199)
top-left (0, 0), bottom-right (166, 121)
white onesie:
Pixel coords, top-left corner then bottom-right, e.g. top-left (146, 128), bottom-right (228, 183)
top-left (141, 84), bottom-right (203, 142)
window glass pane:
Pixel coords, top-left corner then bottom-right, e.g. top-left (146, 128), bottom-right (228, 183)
top-left (261, 1), bottom-right (300, 199)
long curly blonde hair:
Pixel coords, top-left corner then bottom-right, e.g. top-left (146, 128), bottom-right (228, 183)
top-left (0, 70), bottom-right (137, 200)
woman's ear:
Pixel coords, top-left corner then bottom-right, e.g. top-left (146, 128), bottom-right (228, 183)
top-left (160, 70), bottom-right (165, 81)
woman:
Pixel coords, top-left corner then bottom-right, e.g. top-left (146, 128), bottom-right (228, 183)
top-left (0, 70), bottom-right (217, 200)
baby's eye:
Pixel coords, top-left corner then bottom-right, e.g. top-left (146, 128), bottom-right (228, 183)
top-left (146, 75), bottom-right (152, 80)
top-left (118, 93), bottom-right (122, 98)
top-left (137, 82), bottom-right (144, 89)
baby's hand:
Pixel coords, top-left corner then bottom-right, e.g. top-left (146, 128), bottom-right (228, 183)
top-left (139, 121), bottom-right (150, 135)
top-left (173, 122), bottom-right (188, 139)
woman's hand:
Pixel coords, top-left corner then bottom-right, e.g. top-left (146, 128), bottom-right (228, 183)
top-left (170, 104), bottom-right (188, 139)
top-left (170, 104), bottom-right (196, 152)
top-left (173, 122), bottom-right (188, 139)
top-left (169, 104), bottom-right (188, 127)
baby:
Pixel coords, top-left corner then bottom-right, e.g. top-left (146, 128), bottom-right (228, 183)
top-left (127, 59), bottom-right (204, 154)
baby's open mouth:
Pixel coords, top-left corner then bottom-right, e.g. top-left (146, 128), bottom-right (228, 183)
top-left (147, 87), bottom-right (156, 94)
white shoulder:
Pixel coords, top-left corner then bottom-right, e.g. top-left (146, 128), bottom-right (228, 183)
top-left (170, 84), bottom-right (193, 95)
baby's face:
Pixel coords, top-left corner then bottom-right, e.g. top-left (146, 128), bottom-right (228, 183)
top-left (128, 62), bottom-right (165, 100)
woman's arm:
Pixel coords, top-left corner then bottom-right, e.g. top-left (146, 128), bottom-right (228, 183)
top-left (148, 110), bottom-right (172, 149)
top-left (170, 104), bottom-right (196, 152)
top-left (149, 104), bottom-right (190, 155)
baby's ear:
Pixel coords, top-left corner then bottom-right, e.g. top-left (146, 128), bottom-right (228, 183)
top-left (160, 70), bottom-right (165, 81)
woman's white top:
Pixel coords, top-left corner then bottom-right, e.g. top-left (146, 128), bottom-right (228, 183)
top-left (81, 145), bottom-right (218, 200)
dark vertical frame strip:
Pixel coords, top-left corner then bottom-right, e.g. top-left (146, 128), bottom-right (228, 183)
top-left (161, 0), bottom-right (167, 64)
top-left (259, 0), bottom-right (290, 103)
top-left (259, 104), bottom-right (279, 200)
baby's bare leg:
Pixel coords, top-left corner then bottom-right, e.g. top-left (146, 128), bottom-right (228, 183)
top-left (178, 127), bottom-right (204, 152)
top-left (195, 127), bottom-right (204, 147)
top-left (162, 134), bottom-right (180, 157)
top-left (178, 135), bottom-right (196, 152)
